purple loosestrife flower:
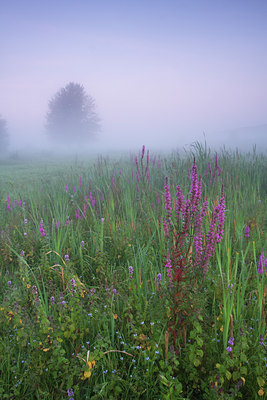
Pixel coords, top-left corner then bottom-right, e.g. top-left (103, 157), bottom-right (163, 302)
top-left (175, 185), bottom-right (185, 227)
top-left (202, 205), bottom-right (219, 273)
top-left (193, 200), bottom-right (208, 266)
top-left (164, 177), bottom-right (172, 230)
top-left (71, 278), bottom-right (76, 287)
top-left (18, 199), bottom-right (22, 207)
top-left (141, 144), bottom-right (145, 159)
top-left (215, 187), bottom-right (226, 243)
top-left (7, 195), bottom-right (11, 210)
top-left (165, 257), bottom-right (173, 282)
top-left (189, 159), bottom-right (201, 214)
top-left (128, 266), bottom-right (134, 279)
top-left (162, 217), bottom-right (169, 237)
top-left (245, 223), bottom-right (250, 237)
top-left (39, 223), bottom-right (45, 237)
top-left (75, 208), bottom-right (80, 219)
top-left (258, 251), bottom-right (267, 274)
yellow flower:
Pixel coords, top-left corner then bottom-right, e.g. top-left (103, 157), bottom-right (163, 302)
top-left (27, 284), bottom-right (31, 289)
top-left (83, 369), bottom-right (92, 379)
top-left (258, 388), bottom-right (264, 396)
top-left (88, 360), bottom-right (96, 369)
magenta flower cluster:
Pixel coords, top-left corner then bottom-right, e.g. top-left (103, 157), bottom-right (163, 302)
top-left (258, 251), bottom-right (267, 274)
top-left (163, 158), bottom-right (226, 274)
top-left (39, 223), bottom-right (45, 237)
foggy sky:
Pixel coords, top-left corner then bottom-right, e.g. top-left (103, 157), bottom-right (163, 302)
top-left (1, 0), bottom-right (267, 152)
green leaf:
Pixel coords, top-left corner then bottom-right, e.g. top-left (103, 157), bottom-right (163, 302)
top-left (232, 371), bottom-right (240, 381)
top-left (196, 349), bottom-right (204, 358)
top-left (194, 359), bottom-right (200, 367)
top-left (257, 377), bottom-right (265, 387)
top-left (196, 337), bottom-right (203, 347)
top-left (225, 370), bottom-right (231, 380)
top-left (240, 366), bottom-right (247, 375)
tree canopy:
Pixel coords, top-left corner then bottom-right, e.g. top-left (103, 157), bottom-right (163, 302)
top-left (0, 116), bottom-right (9, 156)
top-left (45, 82), bottom-right (100, 144)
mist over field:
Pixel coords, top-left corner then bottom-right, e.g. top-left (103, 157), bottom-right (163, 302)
top-left (1, 1), bottom-right (267, 158)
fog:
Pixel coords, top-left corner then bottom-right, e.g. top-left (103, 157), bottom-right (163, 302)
top-left (1, 1), bottom-right (267, 158)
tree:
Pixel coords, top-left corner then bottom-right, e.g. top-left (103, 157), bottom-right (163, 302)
top-left (0, 116), bottom-right (9, 156)
top-left (45, 82), bottom-right (100, 144)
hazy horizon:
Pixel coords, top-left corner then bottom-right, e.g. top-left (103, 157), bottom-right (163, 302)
top-left (1, 0), bottom-right (267, 154)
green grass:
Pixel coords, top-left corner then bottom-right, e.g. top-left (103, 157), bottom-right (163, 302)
top-left (0, 142), bottom-right (266, 399)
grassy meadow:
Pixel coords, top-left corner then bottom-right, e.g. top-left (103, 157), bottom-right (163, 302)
top-left (0, 143), bottom-right (266, 399)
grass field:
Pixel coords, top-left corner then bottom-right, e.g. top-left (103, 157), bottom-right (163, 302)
top-left (0, 142), bottom-right (266, 399)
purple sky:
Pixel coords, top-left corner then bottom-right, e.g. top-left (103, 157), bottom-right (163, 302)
top-left (1, 0), bottom-right (267, 151)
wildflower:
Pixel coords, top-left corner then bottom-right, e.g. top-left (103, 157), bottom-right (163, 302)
top-left (164, 177), bottom-right (172, 233)
top-left (226, 346), bottom-right (232, 352)
top-left (245, 223), bottom-right (250, 238)
top-left (228, 337), bottom-right (234, 346)
top-left (79, 176), bottom-right (82, 187)
top-left (67, 388), bottom-right (74, 397)
top-left (112, 288), bottom-right (117, 295)
top-left (64, 254), bottom-right (69, 262)
top-left (24, 232), bottom-right (27, 237)
top-left (65, 184), bottom-right (68, 192)
top-left (258, 251), bottom-right (267, 274)
top-left (50, 296), bottom-right (55, 305)
top-left (73, 185), bottom-right (76, 194)
top-left (8, 281), bottom-right (12, 287)
top-left (24, 218), bottom-right (28, 224)
top-left (165, 257), bottom-right (173, 282)
top-left (7, 195), bottom-right (11, 210)
top-left (101, 218), bottom-right (104, 222)
top-left (20, 250), bottom-right (25, 257)
top-left (81, 240), bottom-right (85, 247)
top-left (71, 278), bottom-right (76, 287)
top-left (128, 266), bottom-right (134, 279)
top-left (259, 335), bottom-right (264, 346)
top-left (39, 223), bottom-right (45, 237)
top-left (32, 286), bottom-right (38, 296)
top-left (157, 273), bottom-right (162, 286)
top-left (75, 208), bottom-right (80, 219)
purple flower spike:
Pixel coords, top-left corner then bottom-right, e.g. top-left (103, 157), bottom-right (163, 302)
top-left (226, 346), bottom-right (232, 352)
top-left (245, 223), bottom-right (250, 238)
top-left (258, 251), bottom-right (267, 274)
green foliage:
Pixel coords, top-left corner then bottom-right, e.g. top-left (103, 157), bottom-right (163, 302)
top-left (0, 143), bottom-right (266, 399)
